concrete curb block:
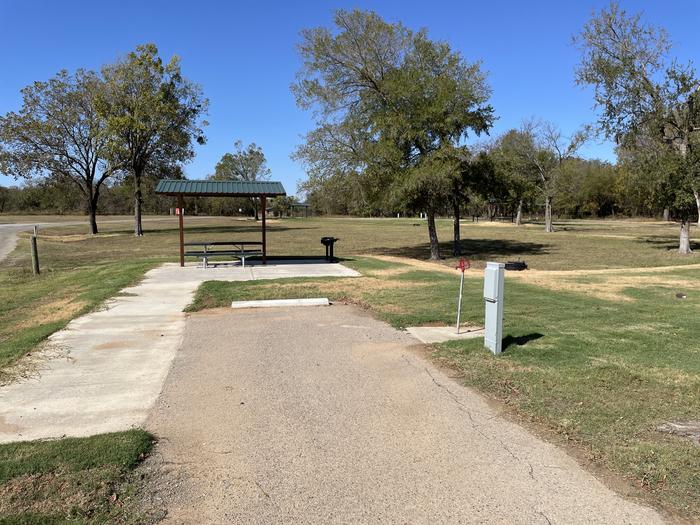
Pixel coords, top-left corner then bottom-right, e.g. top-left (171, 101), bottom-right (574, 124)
top-left (231, 298), bottom-right (330, 309)
top-left (406, 326), bottom-right (485, 344)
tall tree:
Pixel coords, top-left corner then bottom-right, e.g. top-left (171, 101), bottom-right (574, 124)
top-left (98, 44), bottom-right (207, 236)
top-left (575, 2), bottom-right (700, 253)
top-left (211, 140), bottom-right (271, 220)
top-left (293, 9), bottom-right (493, 259)
top-left (448, 147), bottom-right (495, 254)
top-left (0, 186), bottom-right (8, 213)
top-left (490, 129), bottom-right (539, 226)
top-left (521, 121), bottom-right (589, 232)
top-left (0, 70), bottom-right (116, 234)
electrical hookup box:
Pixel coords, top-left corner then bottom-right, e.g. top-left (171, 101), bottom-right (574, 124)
top-left (484, 262), bottom-right (505, 354)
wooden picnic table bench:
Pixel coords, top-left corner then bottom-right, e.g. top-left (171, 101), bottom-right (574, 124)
top-left (184, 241), bottom-right (263, 268)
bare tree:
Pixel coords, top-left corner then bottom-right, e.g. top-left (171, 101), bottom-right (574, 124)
top-left (521, 120), bottom-right (589, 232)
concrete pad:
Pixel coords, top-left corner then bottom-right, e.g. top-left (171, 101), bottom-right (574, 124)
top-left (0, 261), bottom-right (359, 443)
top-left (231, 298), bottom-right (330, 308)
top-left (406, 325), bottom-right (485, 344)
top-left (144, 306), bottom-right (663, 524)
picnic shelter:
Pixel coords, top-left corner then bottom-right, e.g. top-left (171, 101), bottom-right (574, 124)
top-left (155, 179), bottom-right (287, 267)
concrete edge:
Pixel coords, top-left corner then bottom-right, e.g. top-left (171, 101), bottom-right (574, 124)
top-left (231, 298), bottom-right (330, 309)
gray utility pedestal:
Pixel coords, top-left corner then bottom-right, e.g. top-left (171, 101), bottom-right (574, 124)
top-left (484, 262), bottom-right (505, 354)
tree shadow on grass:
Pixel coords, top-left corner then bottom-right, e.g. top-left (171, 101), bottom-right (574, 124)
top-left (638, 235), bottom-right (698, 252)
top-left (371, 238), bottom-right (550, 260)
top-left (502, 333), bottom-right (544, 352)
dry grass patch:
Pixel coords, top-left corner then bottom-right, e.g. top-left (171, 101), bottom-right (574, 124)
top-left (255, 276), bottom-right (428, 296)
top-left (366, 253), bottom-right (700, 303)
top-left (40, 233), bottom-right (124, 243)
top-left (367, 254), bottom-right (465, 274)
top-left (511, 272), bottom-right (700, 302)
top-left (0, 470), bottom-right (96, 516)
top-left (518, 262), bottom-right (700, 276)
top-left (588, 355), bottom-right (700, 387)
top-left (0, 429), bottom-right (155, 523)
top-left (12, 297), bottom-right (87, 331)
top-left (365, 267), bottom-right (413, 277)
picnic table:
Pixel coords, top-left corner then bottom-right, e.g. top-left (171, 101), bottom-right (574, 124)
top-left (184, 241), bottom-right (263, 268)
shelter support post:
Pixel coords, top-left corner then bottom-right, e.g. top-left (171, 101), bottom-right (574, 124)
top-left (261, 195), bottom-right (267, 264)
top-left (178, 195), bottom-right (185, 267)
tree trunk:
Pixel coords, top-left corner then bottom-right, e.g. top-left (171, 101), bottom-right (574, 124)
top-left (134, 172), bottom-right (143, 236)
top-left (544, 196), bottom-right (554, 233)
top-left (427, 209), bottom-right (440, 260)
top-left (663, 207), bottom-right (670, 221)
top-left (515, 199), bottom-right (523, 226)
top-left (452, 200), bottom-right (461, 256)
top-left (88, 205), bottom-right (98, 235)
top-left (85, 182), bottom-right (102, 234)
top-left (693, 189), bottom-right (700, 227)
top-left (252, 198), bottom-right (259, 221)
top-left (679, 219), bottom-right (692, 254)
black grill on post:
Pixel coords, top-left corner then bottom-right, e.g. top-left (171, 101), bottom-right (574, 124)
top-left (321, 237), bottom-right (339, 262)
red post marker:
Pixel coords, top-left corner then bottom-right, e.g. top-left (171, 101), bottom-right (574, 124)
top-left (456, 257), bottom-right (470, 272)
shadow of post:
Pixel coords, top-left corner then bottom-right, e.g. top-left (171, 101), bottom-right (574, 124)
top-left (501, 333), bottom-right (544, 352)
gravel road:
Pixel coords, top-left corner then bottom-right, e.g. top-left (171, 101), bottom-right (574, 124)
top-left (0, 223), bottom-right (55, 261)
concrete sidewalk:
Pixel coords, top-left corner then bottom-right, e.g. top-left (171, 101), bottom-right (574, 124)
top-left (0, 262), bottom-right (359, 443)
top-left (145, 306), bottom-right (663, 524)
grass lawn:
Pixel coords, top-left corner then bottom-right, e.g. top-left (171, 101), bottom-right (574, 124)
top-left (11, 215), bottom-right (698, 271)
top-left (189, 256), bottom-right (700, 519)
top-left (2, 214), bottom-right (700, 519)
top-left (3, 214), bottom-right (693, 373)
top-left (0, 430), bottom-right (155, 524)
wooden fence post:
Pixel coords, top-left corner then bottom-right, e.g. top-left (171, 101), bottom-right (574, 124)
top-left (30, 235), bottom-right (40, 275)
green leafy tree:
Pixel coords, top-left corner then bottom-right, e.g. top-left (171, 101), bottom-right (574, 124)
top-left (98, 43), bottom-right (207, 236)
top-left (489, 129), bottom-right (540, 225)
top-left (575, 2), bottom-right (700, 253)
top-left (0, 186), bottom-right (8, 213)
top-left (293, 9), bottom-right (493, 259)
top-left (556, 159), bottom-right (620, 218)
top-left (211, 140), bottom-right (271, 220)
top-left (0, 70), bottom-right (116, 233)
top-left (443, 147), bottom-right (495, 255)
top-left (269, 195), bottom-right (300, 217)
top-left (298, 170), bottom-right (371, 216)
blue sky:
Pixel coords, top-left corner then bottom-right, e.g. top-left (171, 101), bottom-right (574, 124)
top-left (1, 0), bottom-right (698, 195)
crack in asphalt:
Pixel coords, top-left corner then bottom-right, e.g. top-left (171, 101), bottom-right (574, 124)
top-left (255, 480), bottom-right (271, 499)
top-left (413, 358), bottom-right (530, 474)
top-left (528, 462), bottom-right (536, 480)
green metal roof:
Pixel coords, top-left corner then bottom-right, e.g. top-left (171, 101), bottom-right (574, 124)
top-left (155, 179), bottom-right (286, 197)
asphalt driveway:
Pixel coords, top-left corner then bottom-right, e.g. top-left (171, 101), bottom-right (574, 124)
top-left (144, 305), bottom-right (663, 524)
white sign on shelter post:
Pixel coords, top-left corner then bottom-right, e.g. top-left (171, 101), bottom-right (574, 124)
top-left (483, 262), bottom-right (505, 354)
